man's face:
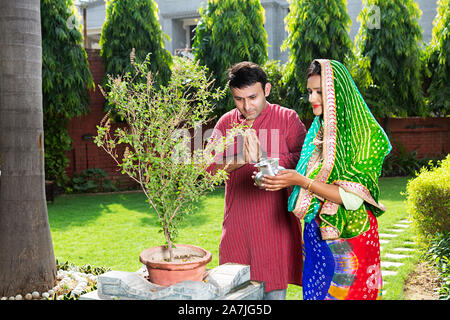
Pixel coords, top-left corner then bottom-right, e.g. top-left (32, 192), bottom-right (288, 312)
top-left (230, 82), bottom-right (271, 125)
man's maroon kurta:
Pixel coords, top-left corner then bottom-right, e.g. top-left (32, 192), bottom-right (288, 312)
top-left (210, 103), bottom-right (306, 292)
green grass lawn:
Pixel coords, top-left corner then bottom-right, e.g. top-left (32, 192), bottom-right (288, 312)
top-left (48, 176), bottom-right (415, 300)
top-left (377, 177), bottom-right (421, 300)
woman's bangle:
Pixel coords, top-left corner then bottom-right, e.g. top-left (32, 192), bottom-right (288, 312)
top-left (308, 180), bottom-right (316, 194)
top-left (305, 178), bottom-right (314, 193)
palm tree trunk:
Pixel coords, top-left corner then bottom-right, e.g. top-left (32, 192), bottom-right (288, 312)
top-left (0, 0), bottom-right (57, 297)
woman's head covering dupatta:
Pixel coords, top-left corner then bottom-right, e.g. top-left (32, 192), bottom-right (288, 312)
top-left (288, 60), bottom-right (392, 240)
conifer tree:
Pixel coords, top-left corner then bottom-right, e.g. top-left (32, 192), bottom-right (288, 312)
top-left (41, 0), bottom-right (94, 186)
top-left (282, 0), bottom-right (353, 118)
top-left (192, 0), bottom-right (268, 114)
top-left (355, 0), bottom-right (425, 117)
top-left (100, 0), bottom-right (172, 88)
top-left (423, 0), bottom-right (449, 116)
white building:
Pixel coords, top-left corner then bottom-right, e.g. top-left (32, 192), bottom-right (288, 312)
top-left (75, 0), bottom-right (438, 63)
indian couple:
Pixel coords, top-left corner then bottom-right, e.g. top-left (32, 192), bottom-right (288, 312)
top-left (208, 59), bottom-right (391, 300)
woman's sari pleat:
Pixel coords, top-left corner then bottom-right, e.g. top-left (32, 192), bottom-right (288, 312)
top-left (303, 211), bottom-right (383, 300)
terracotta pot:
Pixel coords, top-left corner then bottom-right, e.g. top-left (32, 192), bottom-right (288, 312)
top-left (139, 244), bottom-right (212, 287)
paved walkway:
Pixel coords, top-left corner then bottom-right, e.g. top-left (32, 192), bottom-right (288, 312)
top-left (379, 219), bottom-right (416, 296)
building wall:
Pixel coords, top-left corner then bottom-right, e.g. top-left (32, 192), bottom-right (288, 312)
top-left (65, 49), bottom-right (134, 187)
top-left (387, 117), bottom-right (450, 158)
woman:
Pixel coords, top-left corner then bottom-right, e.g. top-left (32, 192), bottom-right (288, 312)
top-left (258, 59), bottom-right (391, 300)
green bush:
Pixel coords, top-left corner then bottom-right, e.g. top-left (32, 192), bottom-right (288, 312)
top-left (100, 0), bottom-right (172, 115)
top-left (406, 155), bottom-right (450, 246)
top-left (424, 233), bottom-right (450, 300)
top-left (41, 0), bottom-right (94, 186)
top-left (422, 0), bottom-right (449, 116)
top-left (381, 139), bottom-right (443, 177)
top-left (282, 0), bottom-right (353, 118)
top-left (192, 0), bottom-right (268, 115)
top-left (69, 168), bottom-right (116, 193)
top-left (95, 55), bottom-right (245, 259)
top-left (355, 0), bottom-right (425, 117)
top-left (262, 60), bottom-right (287, 108)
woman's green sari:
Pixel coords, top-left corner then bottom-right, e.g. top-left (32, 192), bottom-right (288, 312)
top-left (288, 59), bottom-right (391, 240)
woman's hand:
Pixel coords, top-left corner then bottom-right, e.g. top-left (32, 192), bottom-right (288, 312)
top-left (252, 168), bottom-right (345, 204)
top-left (253, 169), bottom-right (303, 192)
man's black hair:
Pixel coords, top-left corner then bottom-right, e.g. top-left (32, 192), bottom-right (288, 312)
top-left (227, 61), bottom-right (267, 90)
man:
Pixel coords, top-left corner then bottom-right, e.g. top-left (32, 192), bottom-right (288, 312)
top-left (208, 62), bottom-right (307, 300)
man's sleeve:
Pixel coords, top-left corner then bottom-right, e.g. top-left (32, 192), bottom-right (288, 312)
top-left (278, 112), bottom-right (306, 170)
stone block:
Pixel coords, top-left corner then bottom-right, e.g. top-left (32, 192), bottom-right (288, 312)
top-left (217, 281), bottom-right (265, 300)
top-left (82, 263), bottom-right (259, 300)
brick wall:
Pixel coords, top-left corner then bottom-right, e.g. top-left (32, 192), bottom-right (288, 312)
top-left (65, 50), bottom-right (449, 185)
top-left (385, 117), bottom-right (449, 158)
top-left (65, 49), bottom-right (135, 187)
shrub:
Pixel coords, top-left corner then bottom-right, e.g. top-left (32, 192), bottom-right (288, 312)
top-left (41, 0), bottom-right (94, 186)
top-left (100, 0), bottom-right (172, 111)
top-left (95, 54), bottom-right (247, 260)
top-left (355, 0), bottom-right (425, 117)
top-left (262, 60), bottom-right (287, 108)
top-left (406, 155), bottom-right (450, 246)
top-left (192, 0), bottom-right (268, 115)
top-left (282, 0), bottom-right (353, 118)
top-left (424, 233), bottom-right (450, 300)
top-left (422, 0), bottom-right (449, 116)
top-left (69, 168), bottom-right (116, 193)
top-left (381, 140), bottom-right (443, 177)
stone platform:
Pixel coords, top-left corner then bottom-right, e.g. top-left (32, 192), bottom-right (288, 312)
top-left (80, 263), bottom-right (264, 300)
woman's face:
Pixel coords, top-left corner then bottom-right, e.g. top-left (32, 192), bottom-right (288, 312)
top-left (307, 74), bottom-right (323, 116)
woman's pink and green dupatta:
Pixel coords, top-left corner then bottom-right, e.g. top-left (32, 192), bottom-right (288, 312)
top-left (288, 59), bottom-right (392, 240)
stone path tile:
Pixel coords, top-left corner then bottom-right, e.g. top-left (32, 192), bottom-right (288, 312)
top-left (379, 219), bottom-right (418, 298)
top-left (381, 261), bottom-right (403, 268)
top-left (379, 233), bottom-right (398, 238)
top-left (381, 270), bottom-right (398, 277)
top-left (392, 247), bottom-right (415, 252)
top-left (393, 223), bottom-right (410, 229)
top-left (387, 229), bottom-right (406, 233)
top-left (384, 253), bottom-right (410, 260)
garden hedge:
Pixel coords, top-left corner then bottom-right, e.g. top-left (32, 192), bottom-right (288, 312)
top-left (406, 155), bottom-right (450, 246)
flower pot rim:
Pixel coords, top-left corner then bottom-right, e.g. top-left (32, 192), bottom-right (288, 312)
top-left (139, 244), bottom-right (212, 268)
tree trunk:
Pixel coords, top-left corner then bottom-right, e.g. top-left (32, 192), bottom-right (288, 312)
top-left (164, 227), bottom-right (174, 261)
top-left (0, 0), bottom-right (56, 297)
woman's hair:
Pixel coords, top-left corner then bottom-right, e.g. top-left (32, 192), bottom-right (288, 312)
top-left (306, 61), bottom-right (321, 79)
top-left (227, 61), bottom-right (267, 90)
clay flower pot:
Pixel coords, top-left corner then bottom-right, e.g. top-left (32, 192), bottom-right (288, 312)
top-left (139, 244), bottom-right (212, 287)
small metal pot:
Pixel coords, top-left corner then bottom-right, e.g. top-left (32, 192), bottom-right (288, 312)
top-left (254, 158), bottom-right (285, 187)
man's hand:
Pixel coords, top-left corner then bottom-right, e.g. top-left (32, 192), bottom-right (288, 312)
top-left (244, 129), bottom-right (262, 164)
top-left (211, 153), bottom-right (246, 174)
top-left (223, 154), bottom-right (246, 173)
